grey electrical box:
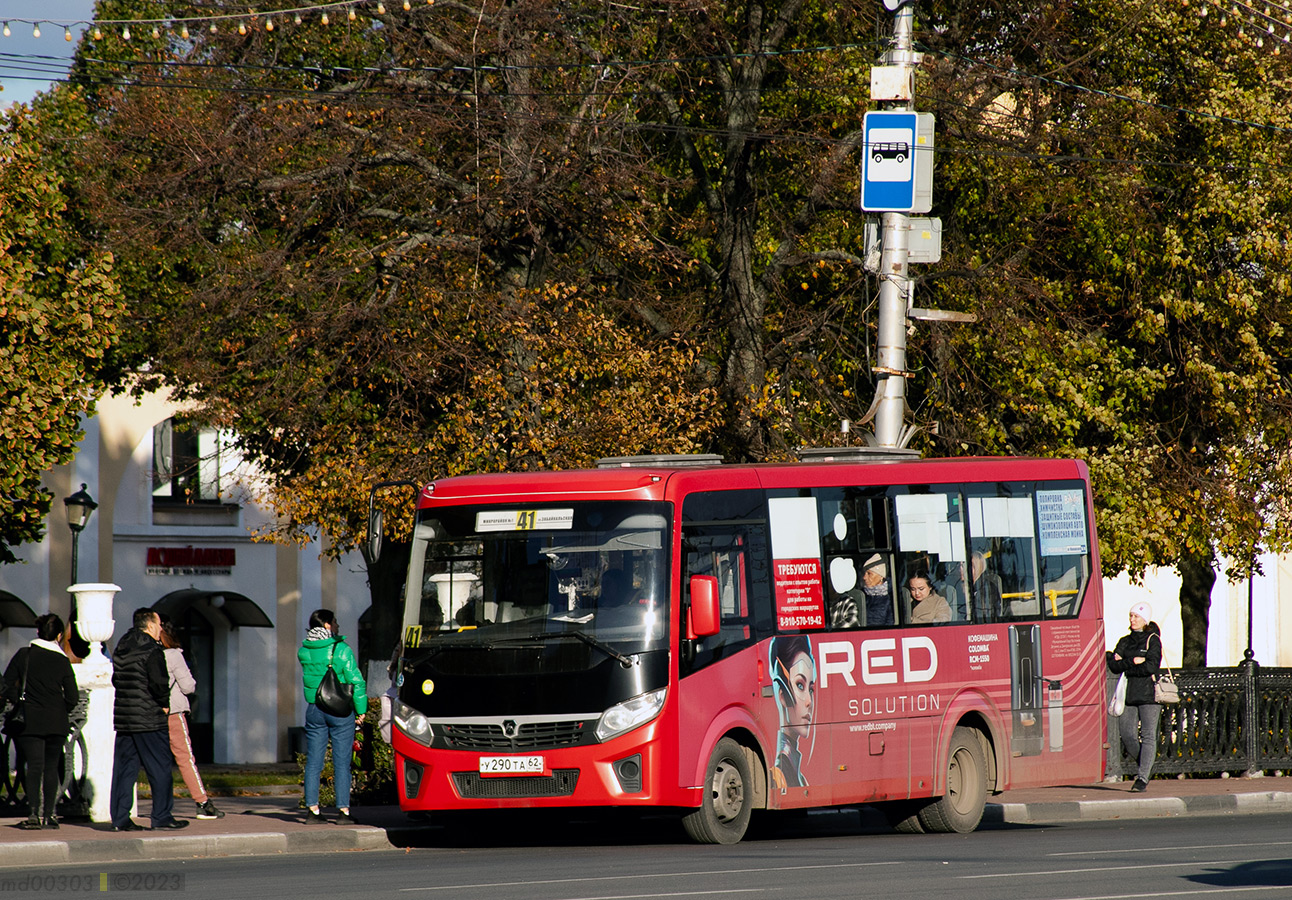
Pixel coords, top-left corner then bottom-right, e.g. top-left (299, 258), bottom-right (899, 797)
top-left (863, 217), bottom-right (942, 272)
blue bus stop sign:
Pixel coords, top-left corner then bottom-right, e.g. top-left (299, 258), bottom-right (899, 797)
top-left (862, 111), bottom-right (923, 212)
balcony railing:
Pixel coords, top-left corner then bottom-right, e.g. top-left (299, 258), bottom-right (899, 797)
top-left (1106, 664), bottom-right (1292, 777)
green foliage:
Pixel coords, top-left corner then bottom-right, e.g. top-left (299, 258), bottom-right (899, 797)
top-left (912, 0), bottom-right (1292, 577)
top-left (0, 97), bottom-right (125, 563)
top-left (30, 0), bottom-right (1292, 600)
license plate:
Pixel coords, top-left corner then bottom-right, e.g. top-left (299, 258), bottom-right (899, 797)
top-left (478, 755), bottom-right (546, 776)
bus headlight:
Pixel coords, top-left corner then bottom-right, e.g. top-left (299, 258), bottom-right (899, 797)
top-left (595, 688), bottom-right (666, 742)
top-left (394, 700), bottom-right (434, 747)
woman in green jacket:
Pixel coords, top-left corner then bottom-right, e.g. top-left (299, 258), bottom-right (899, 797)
top-left (298, 609), bottom-right (367, 823)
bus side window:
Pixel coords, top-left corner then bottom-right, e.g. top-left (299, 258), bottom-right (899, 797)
top-left (680, 490), bottom-right (771, 676)
top-left (891, 489), bottom-right (965, 626)
top-left (817, 488), bottom-right (894, 629)
top-left (1035, 485), bottom-right (1092, 618)
top-left (965, 487), bottom-right (1041, 620)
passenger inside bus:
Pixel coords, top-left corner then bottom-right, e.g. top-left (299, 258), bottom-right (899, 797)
top-left (860, 554), bottom-right (894, 626)
top-left (906, 571), bottom-right (952, 624)
top-left (969, 551), bottom-right (1004, 622)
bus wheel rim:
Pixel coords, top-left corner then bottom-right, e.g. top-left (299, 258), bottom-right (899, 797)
top-left (712, 758), bottom-right (744, 822)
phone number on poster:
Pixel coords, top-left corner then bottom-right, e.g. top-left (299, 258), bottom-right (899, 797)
top-left (778, 615), bottom-right (823, 629)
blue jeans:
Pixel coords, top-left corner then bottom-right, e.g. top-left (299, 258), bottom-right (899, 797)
top-left (303, 703), bottom-right (356, 809)
top-left (1119, 702), bottom-right (1161, 782)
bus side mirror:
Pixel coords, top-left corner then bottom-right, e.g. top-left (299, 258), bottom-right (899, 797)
top-left (366, 506), bottom-right (384, 563)
top-left (687, 575), bottom-right (720, 639)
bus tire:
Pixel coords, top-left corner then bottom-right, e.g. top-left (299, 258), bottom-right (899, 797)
top-left (882, 800), bottom-right (928, 833)
top-left (918, 726), bottom-right (988, 834)
top-left (682, 738), bottom-right (753, 844)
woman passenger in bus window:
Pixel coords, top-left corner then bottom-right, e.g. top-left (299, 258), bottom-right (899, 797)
top-left (907, 572), bottom-right (952, 624)
top-left (769, 635), bottom-right (816, 792)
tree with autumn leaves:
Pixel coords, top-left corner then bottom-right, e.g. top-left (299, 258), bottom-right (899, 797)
top-left (0, 95), bottom-right (125, 563)
top-left (66, 0), bottom-right (880, 551)
top-left (13, 0), bottom-right (1292, 663)
top-left (916, 0), bottom-right (1292, 662)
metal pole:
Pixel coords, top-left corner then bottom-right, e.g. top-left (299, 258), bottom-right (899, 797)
top-left (71, 531), bottom-right (80, 587)
top-left (1244, 572), bottom-right (1254, 665)
top-left (872, 5), bottom-right (917, 449)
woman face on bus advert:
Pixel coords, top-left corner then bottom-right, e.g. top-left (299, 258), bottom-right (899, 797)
top-left (785, 651), bottom-right (815, 738)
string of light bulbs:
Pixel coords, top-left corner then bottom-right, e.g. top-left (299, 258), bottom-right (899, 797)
top-left (1188, 0), bottom-right (1292, 50)
top-left (0, 1), bottom-right (435, 43)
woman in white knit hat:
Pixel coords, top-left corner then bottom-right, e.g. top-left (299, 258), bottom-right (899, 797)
top-left (1107, 601), bottom-right (1163, 791)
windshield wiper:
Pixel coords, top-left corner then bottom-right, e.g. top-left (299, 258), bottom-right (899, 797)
top-left (525, 630), bottom-right (635, 668)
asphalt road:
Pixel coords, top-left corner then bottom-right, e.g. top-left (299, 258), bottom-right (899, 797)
top-left (10, 809), bottom-right (1292, 899)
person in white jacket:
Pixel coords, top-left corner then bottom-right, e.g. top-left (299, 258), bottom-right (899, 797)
top-left (160, 618), bottom-right (224, 819)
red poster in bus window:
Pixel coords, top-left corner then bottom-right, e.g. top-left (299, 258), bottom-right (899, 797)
top-left (768, 497), bottom-right (826, 631)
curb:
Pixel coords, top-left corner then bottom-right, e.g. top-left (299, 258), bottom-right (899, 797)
top-left (5, 790), bottom-right (1292, 867)
top-left (984, 790), bottom-right (1292, 825)
top-left (0, 827), bottom-right (402, 869)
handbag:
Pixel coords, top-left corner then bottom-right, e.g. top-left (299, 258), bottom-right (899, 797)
top-left (1150, 635), bottom-right (1180, 704)
top-left (1108, 672), bottom-right (1127, 716)
top-left (314, 642), bottom-right (355, 717)
top-left (2, 651), bottom-right (30, 735)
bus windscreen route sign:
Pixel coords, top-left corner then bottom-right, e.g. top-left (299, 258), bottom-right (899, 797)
top-left (475, 509), bottom-right (574, 532)
top-left (768, 497), bottom-right (826, 631)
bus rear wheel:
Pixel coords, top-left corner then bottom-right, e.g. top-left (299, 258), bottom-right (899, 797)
top-left (682, 738), bottom-right (753, 844)
top-left (917, 726), bottom-right (988, 833)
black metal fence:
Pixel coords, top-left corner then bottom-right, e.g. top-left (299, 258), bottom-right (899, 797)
top-left (1106, 664), bottom-right (1292, 777)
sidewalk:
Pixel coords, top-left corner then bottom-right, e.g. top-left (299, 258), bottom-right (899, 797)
top-left (1, 775), bottom-right (1291, 867)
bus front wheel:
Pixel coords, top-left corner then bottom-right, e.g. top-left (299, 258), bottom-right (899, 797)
top-left (683, 737), bottom-right (753, 844)
top-left (917, 726), bottom-right (988, 833)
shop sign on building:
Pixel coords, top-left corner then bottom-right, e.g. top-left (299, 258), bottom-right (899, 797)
top-left (146, 546), bottom-right (236, 576)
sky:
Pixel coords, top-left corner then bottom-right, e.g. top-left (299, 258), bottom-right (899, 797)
top-left (0, 0), bottom-right (96, 109)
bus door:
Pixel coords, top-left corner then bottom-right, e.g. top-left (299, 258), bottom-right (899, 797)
top-left (1010, 625), bottom-right (1044, 757)
top-left (678, 491), bottom-right (773, 801)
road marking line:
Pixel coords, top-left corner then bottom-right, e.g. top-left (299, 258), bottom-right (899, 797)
top-left (398, 862), bottom-right (900, 892)
top-left (561, 891), bottom-right (762, 900)
top-left (961, 860), bottom-right (1235, 878)
top-left (1038, 887), bottom-right (1292, 900)
top-left (1048, 841), bottom-right (1292, 857)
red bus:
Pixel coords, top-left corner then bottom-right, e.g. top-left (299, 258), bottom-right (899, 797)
top-left (387, 453), bottom-right (1106, 842)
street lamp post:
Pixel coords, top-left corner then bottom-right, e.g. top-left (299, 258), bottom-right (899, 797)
top-left (63, 484), bottom-right (98, 659)
top-left (63, 483), bottom-right (98, 586)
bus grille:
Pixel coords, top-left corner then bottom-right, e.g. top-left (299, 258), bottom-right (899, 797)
top-left (441, 720), bottom-right (589, 751)
top-left (452, 769), bottom-right (579, 798)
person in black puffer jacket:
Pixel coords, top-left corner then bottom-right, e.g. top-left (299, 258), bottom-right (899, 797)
top-left (1107, 600), bottom-right (1163, 793)
top-left (109, 608), bottom-right (188, 831)
top-left (3, 613), bottom-right (79, 829)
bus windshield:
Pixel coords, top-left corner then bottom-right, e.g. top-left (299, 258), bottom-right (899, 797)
top-left (402, 501), bottom-right (670, 655)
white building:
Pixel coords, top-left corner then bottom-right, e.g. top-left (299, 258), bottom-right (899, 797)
top-left (0, 390), bottom-right (370, 763)
top-left (1104, 556), bottom-right (1292, 669)
top-left (3, 389), bottom-right (1288, 761)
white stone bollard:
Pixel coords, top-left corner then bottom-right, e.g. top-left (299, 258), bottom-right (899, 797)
top-left (69, 583), bottom-right (119, 824)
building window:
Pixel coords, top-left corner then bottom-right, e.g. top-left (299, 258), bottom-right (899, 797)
top-left (152, 418), bottom-right (234, 504)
